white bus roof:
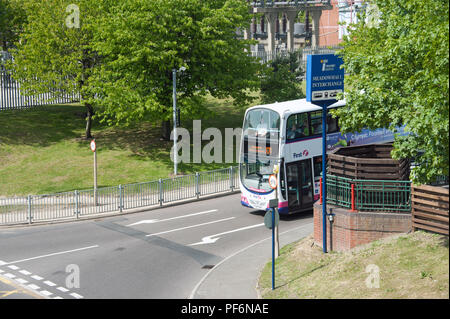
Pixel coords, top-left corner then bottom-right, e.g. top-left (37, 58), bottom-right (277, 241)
top-left (245, 98), bottom-right (346, 116)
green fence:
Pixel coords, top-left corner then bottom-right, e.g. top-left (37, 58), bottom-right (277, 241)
top-left (326, 175), bottom-right (411, 213)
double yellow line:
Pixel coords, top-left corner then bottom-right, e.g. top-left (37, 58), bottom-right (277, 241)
top-left (0, 275), bottom-right (45, 299)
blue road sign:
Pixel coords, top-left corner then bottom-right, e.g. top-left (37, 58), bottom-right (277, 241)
top-left (306, 54), bottom-right (344, 103)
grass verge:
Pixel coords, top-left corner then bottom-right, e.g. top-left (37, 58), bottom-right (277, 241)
top-left (258, 231), bottom-right (449, 299)
top-left (0, 95), bottom-right (257, 196)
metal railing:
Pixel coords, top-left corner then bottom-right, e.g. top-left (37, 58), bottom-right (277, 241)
top-left (324, 175), bottom-right (412, 213)
top-left (0, 166), bottom-right (240, 226)
top-left (0, 70), bottom-right (79, 110)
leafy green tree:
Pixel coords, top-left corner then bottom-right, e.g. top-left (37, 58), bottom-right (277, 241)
top-left (260, 50), bottom-right (305, 104)
top-left (0, 0), bottom-right (26, 50)
top-left (335, 0), bottom-right (449, 183)
top-left (87, 0), bottom-right (261, 138)
top-left (9, 0), bottom-right (103, 138)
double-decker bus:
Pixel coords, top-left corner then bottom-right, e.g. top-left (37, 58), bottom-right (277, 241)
top-left (239, 98), bottom-right (406, 214)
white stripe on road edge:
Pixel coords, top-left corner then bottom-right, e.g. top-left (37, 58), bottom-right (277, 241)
top-left (0, 269), bottom-right (4, 273)
top-left (1, 245), bottom-right (99, 265)
top-left (145, 217), bottom-right (235, 237)
top-left (57, 287), bottom-right (69, 293)
top-left (0, 260), bottom-right (6, 266)
top-left (31, 275), bottom-right (43, 281)
top-left (4, 273), bottom-right (16, 279)
top-left (8, 265), bottom-right (19, 270)
top-left (19, 270), bottom-right (32, 276)
top-left (189, 223), bottom-right (265, 246)
top-left (188, 222), bottom-right (313, 299)
top-left (127, 209), bottom-right (219, 227)
top-left (70, 292), bottom-right (83, 299)
top-left (54, 296), bottom-right (64, 299)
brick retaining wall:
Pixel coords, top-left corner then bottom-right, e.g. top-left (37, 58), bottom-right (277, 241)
top-left (314, 203), bottom-right (411, 251)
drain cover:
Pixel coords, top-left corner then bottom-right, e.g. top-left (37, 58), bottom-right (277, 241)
top-left (202, 265), bottom-right (215, 269)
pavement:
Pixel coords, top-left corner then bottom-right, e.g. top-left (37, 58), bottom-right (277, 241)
top-left (0, 193), bottom-right (313, 299)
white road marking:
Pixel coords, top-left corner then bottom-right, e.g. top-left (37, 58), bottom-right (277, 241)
top-left (188, 222), bottom-right (313, 299)
top-left (145, 217), bottom-right (235, 237)
top-left (189, 223), bottom-right (265, 246)
top-left (31, 275), bottom-right (43, 281)
top-left (57, 287), bottom-right (69, 293)
top-left (44, 280), bottom-right (56, 287)
top-left (1, 245), bottom-right (99, 265)
top-left (4, 273), bottom-right (16, 279)
top-left (15, 278), bottom-right (29, 285)
top-left (54, 296), bottom-right (64, 299)
top-left (40, 290), bottom-right (53, 297)
top-left (27, 284), bottom-right (40, 290)
top-left (0, 260), bottom-right (6, 266)
top-left (7, 265), bottom-right (19, 270)
top-left (19, 270), bottom-right (32, 276)
top-left (70, 292), bottom-right (83, 299)
top-left (0, 269), bottom-right (4, 273)
top-left (127, 209), bottom-right (218, 227)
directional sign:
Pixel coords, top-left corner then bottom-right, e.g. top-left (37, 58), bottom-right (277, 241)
top-left (306, 54), bottom-right (344, 103)
top-left (90, 140), bottom-right (96, 152)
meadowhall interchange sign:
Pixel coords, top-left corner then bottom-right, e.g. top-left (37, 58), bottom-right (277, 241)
top-left (306, 54), bottom-right (344, 103)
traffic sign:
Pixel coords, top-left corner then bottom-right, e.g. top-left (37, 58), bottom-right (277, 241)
top-left (268, 174), bottom-right (277, 189)
top-left (264, 209), bottom-right (279, 230)
top-left (306, 54), bottom-right (344, 103)
top-left (90, 140), bottom-right (96, 152)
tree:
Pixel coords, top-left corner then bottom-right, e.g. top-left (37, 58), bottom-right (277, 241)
top-left (260, 50), bottom-right (305, 104)
top-left (87, 0), bottom-right (261, 137)
top-left (9, 0), bottom-right (102, 138)
top-left (334, 0), bottom-right (449, 183)
top-left (0, 0), bottom-right (26, 51)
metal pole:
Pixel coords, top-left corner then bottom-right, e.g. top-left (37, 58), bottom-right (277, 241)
top-left (322, 103), bottom-right (328, 253)
top-left (94, 149), bottom-right (98, 206)
top-left (275, 182), bottom-right (279, 258)
top-left (272, 207), bottom-right (275, 290)
top-left (172, 69), bottom-right (177, 176)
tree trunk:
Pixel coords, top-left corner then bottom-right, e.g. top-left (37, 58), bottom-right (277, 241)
top-left (85, 103), bottom-right (94, 139)
top-left (161, 119), bottom-right (171, 140)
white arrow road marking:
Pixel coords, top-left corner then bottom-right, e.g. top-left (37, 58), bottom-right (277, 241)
top-left (189, 223), bottom-right (265, 246)
top-left (127, 209), bottom-right (218, 227)
top-left (145, 217), bottom-right (235, 237)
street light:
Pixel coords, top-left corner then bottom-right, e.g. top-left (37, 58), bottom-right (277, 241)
top-left (172, 66), bottom-right (186, 176)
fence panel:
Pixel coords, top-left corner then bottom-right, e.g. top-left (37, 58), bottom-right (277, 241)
top-left (161, 174), bottom-right (197, 204)
top-left (1, 70), bottom-right (79, 110)
top-left (30, 192), bottom-right (77, 222)
top-left (78, 186), bottom-right (120, 216)
top-left (412, 184), bottom-right (449, 235)
top-left (198, 168), bottom-right (232, 196)
top-left (326, 175), bottom-right (352, 209)
top-left (0, 197), bottom-right (29, 225)
top-left (122, 181), bottom-right (160, 210)
top-left (354, 180), bottom-right (411, 212)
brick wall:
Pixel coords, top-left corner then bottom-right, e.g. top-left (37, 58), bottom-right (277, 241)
top-left (314, 203), bottom-right (412, 251)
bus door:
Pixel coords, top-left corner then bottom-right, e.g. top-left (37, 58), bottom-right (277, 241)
top-left (286, 159), bottom-right (313, 212)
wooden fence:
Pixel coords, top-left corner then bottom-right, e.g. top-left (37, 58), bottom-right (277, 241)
top-left (328, 144), bottom-right (410, 181)
top-left (412, 184), bottom-right (449, 235)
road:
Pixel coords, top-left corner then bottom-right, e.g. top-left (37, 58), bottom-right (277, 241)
top-left (0, 193), bottom-right (313, 299)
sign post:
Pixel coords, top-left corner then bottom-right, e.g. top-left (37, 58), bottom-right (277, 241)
top-left (267, 170), bottom-right (280, 290)
top-left (90, 139), bottom-right (98, 206)
top-left (306, 54), bottom-right (344, 254)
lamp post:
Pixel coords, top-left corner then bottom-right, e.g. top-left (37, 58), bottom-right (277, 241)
top-left (172, 66), bottom-right (186, 176)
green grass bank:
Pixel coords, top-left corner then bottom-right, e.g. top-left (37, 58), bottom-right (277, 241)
top-left (258, 231), bottom-right (449, 299)
top-left (0, 96), bottom-right (253, 196)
